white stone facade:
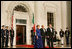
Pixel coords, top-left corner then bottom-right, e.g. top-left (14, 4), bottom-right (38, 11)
top-left (1, 1), bottom-right (69, 46)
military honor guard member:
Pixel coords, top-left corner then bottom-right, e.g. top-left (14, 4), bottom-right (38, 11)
top-left (1, 25), bottom-right (5, 48)
top-left (5, 26), bottom-right (9, 47)
top-left (59, 29), bottom-right (64, 45)
top-left (65, 27), bottom-right (70, 46)
top-left (10, 28), bottom-right (14, 47)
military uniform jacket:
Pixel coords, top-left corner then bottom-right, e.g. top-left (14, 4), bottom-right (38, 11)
top-left (1, 29), bottom-right (5, 38)
top-left (5, 29), bottom-right (9, 38)
top-left (65, 30), bottom-right (70, 37)
top-left (10, 29), bottom-right (14, 37)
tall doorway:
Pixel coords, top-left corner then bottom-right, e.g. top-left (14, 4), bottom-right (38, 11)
top-left (16, 25), bottom-right (26, 45)
top-left (12, 4), bottom-right (32, 45)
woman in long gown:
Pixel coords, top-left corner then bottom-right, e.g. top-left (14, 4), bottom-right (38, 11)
top-left (34, 25), bottom-right (43, 48)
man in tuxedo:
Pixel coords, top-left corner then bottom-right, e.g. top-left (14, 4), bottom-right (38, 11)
top-left (40, 25), bottom-right (46, 48)
top-left (46, 24), bottom-right (54, 48)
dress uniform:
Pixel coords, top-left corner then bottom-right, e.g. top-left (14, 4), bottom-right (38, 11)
top-left (1, 25), bottom-right (5, 48)
top-left (5, 26), bottom-right (9, 47)
top-left (10, 28), bottom-right (14, 47)
top-left (59, 29), bottom-right (64, 45)
top-left (65, 28), bottom-right (70, 46)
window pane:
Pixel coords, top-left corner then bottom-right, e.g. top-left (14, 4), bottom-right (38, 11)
top-left (16, 19), bottom-right (27, 24)
top-left (47, 12), bottom-right (54, 27)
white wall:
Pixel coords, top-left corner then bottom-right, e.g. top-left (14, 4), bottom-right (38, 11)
top-left (1, 1), bottom-right (67, 46)
top-left (35, 1), bottom-right (62, 37)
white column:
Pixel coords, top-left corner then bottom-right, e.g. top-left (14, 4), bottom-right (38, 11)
top-left (35, 1), bottom-right (47, 46)
top-left (34, 1), bottom-right (42, 26)
top-left (13, 13), bottom-right (16, 46)
top-left (26, 14), bottom-right (32, 45)
top-left (61, 1), bottom-right (67, 45)
top-left (61, 1), bottom-right (67, 31)
top-left (7, 10), bottom-right (12, 46)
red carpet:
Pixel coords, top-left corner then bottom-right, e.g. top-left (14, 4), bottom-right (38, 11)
top-left (16, 45), bottom-right (59, 48)
top-left (16, 45), bottom-right (34, 48)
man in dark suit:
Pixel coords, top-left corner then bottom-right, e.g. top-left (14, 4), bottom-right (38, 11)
top-left (31, 27), bottom-right (35, 45)
top-left (1, 25), bottom-right (5, 48)
top-left (59, 29), bottom-right (64, 45)
top-left (10, 28), bottom-right (14, 47)
top-left (46, 24), bottom-right (54, 48)
top-left (65, 27), bottom-right (70, 46)
top-left (5, 26), bottom-right (9, 47)
top-left (40, 25), bottom-right (46, 48)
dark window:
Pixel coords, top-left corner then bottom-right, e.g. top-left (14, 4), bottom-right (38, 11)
top-left (16, 19), bottom-right (27, 24)
top-left (47, 12), bottom-right (54, 26)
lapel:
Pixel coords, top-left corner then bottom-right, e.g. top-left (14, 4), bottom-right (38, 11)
top-left (41, 28), bottom-right (45, 33)
top-left (42, 28), bottom-right (45, 32)
top-left (49, 28), bottom-right (53, 33)
top-left (49, 28), bottom-right (51, 32)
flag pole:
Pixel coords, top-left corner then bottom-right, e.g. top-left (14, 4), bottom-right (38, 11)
top-left (11, 10), bottom-right (14, 30)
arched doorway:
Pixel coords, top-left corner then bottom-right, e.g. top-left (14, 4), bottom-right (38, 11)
top-left (13, 5), bottom-right (28, 45)
top-left (7, 2), bottom-right (33, 46)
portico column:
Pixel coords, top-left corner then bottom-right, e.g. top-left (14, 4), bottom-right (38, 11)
top-left (61, 1), bottom-right (68, 45)
top-left (61, 1), bottom-right (67, 31)
top-left (34, 1), bottom-right (42, 26)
